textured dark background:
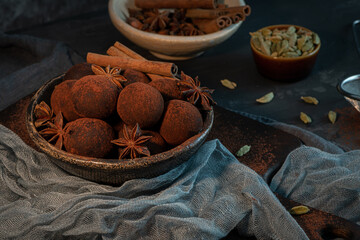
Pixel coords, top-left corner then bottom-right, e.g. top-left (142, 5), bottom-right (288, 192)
top-left (0, 0), bottom-right (108, 32)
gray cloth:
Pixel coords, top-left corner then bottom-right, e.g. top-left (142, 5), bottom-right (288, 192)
top-left (0, 32), bottom-right (83, 111)
top-left (270, 146), bottom-right (360, 225)
top-left (0, 125), bottom-right (308, 239)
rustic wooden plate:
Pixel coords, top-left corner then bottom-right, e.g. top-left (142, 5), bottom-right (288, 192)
top-left (25, 75), bottom-right (214, 185)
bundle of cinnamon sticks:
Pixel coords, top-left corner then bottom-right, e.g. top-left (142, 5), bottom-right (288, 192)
top-left (87, 42), bottom-right (178, 80)
top-left (126, 0), bottom-right (251, 35)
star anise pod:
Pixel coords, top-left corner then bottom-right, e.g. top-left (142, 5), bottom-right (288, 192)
top-left (169, 17), bottom-right (185, 35)
top-left (34, 101), bottom-right (54, 128)
top-left (38, 112), bottom-right (67, 149)
top-left (177, 71), bottom-right (216, 111)
top-left (91, 64), bottom-right (127, 89)
top-left (143, 9), bottom-right (170, 32)
top-left (180, 22), bottom-right (204, 36)
top-left (111, 123), bottom-right (152, 159)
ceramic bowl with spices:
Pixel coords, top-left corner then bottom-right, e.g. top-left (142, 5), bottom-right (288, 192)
top-left (26, 74), bottom-right (214, 186)
top-left (108, 0), bottom-right (249, 60)
top-left (250, 24), bottom-right (321, 81)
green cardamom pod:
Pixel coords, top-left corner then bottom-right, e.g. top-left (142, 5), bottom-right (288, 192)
top-left (328, 110), bottom-right (337, 124)
top-left (289, 205), bottom-right (310, 215)
top-left (256, 92), bottom-right (274, 103)
top-left (300, 112), bottom-right (312, 124)
top-left (236, 145), bottom-right (251, 157)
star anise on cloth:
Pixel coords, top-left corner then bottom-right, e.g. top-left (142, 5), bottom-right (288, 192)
top-left (38, 112), bottom-right (67, 149)
top-left (111, 123), bottom-right (152, 159)
top-left (91, 64), bottom-right (127, 89)
top-left (34, 101), bottom-right (54, 128)
top-left (143, 9), bottom-right (170, 32)
top-left (177, 71), bottom-right (216, 111)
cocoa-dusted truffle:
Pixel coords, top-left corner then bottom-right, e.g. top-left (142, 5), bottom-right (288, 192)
top-left (149, 78), bottom-right (182, 101)
top-left (117, 82), bottom-right (164, 128)
top-left (159, 99), bottom-right (203, 146)
top-left (63, 62), bottom-right (94, 80)
top-left (50, 80), bottom-right (82, 122)
top-left (123, 69), bottom-right (150, 86)
top-left (64, 118), bottom-right (115, 158)
top-left (71, 75), bottom-right (119, 119)
top-left (142, 130), bottom-right (168, 155)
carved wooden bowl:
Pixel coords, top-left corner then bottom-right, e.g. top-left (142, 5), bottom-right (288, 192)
top-left (26, 75), bottom-right (214, 185)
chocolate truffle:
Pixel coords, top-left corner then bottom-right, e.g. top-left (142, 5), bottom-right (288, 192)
top-left (159, 100), bottom-right (203, 146)
top-left (50, 80), bottom-right (82, 122)
top-left (63, 62), bottom-right (94, 80)
top-left (123, 69), bottom-right (150, 86)
top-left (64, 118), bottom-right (115, 158)
top-left (71, 75), bottom-right (119, 119)
top-left (149, 78), bottom-right (182, 101)
top-left (117, 82), bottom-right (164, 128)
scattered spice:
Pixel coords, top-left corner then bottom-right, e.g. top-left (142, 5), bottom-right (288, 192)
top-left (236, 145), bottom-right (251, 157)
top-left (300, 112), bottom-right (312, 124)
top-left (111, 123), bottom-right (152, 159)
top-left (91, 64), bottom-right (127, 89)
top-left (301, 96), bottom-right (319, 105)
top-left (38, 112), bottom-right (66, 150)
top-left (34, 101), bottom-right (54, 128)
top-left (178, 71), bottom-right (216, 111)
top-left (220, 79), bottom-right (237, 89)
top-left (289, 205), bottom-right (310, 215)
top-left (256, 92), bottom-right (274, 103)
top-left (328, 110), bottom-right (337, 124)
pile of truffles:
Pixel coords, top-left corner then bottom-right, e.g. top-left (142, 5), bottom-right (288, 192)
top-left (34, 62), bottom-right (215, 160)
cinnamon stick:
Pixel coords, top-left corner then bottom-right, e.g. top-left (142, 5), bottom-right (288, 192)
top-left (223, 6), bottom-right (251, 16)
top-left (222, 16), bottom-right (232, 27)
top-left (113, 41), bottom-right (144, 60)
top-left (192, 17), bottom-right (227, 34)
top-left (185, 9), bottom-right (225, 19)
top-left (110, 42), bottom-right (178, 80)
top-left (134, 0), bottom-right (217, 9)
top-left (87, 52), bottom-right (178, 78)
top-left (227, 12), bottom-right (245, 24)
top-left (106, 46), bottom-right (131, 59)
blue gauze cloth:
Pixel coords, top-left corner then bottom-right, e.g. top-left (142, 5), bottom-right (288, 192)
top-left (0, 125), bottom-right (308, 239)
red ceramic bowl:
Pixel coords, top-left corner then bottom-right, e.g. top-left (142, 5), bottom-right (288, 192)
top-left (250, 24), bottom-right (321, 81)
